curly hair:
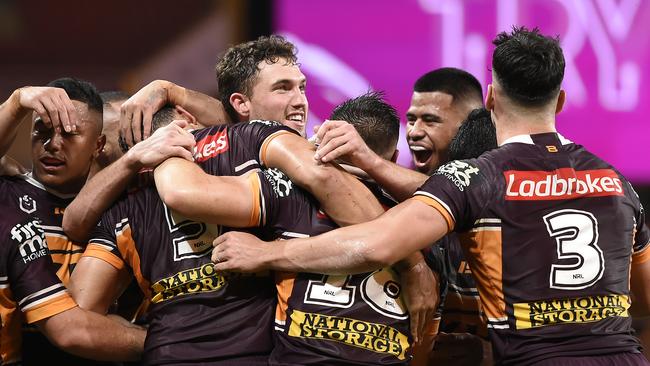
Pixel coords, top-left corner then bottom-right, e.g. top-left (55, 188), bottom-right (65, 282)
top-left (215, 35), bottom-right (298, 122)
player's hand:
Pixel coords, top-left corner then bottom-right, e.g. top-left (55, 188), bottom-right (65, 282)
top-left (15, 86), bottom-right (79, 132)
top-left (212, 231), bottom-right (271, 273)
top-left (120, 80), bottom-right (171, 147)
top-left (399, 260), bottom-right (439, 345)
top-left (125, 119), bottom-right (195, 170)
top-left (312, 120), bottom-right (381, 171)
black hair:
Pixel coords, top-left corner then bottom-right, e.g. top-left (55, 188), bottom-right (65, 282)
top-left (152, 104), bottom-right (179, 132)
top-left (448, 108), bottom-right (497, 160)
top-left (100, 90), bottom-right (131, 104)
top-left (492, 26), bottom-right (565, 107)
top-left (329, 91), bottom-right (399, 157)
top-left (413, 67), bottom-right (483, 105)
top-left (216, 35), bottom-right (298, 122)
top-left (47, 77), bottom-right (103, 115)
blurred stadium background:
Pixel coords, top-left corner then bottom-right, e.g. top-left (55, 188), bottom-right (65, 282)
top-left (1, 0), bottom-right (648, 208)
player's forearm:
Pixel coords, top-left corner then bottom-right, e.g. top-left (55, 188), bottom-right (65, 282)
top-left (262, 200), bottom-right (447, 274)
top-left (312, 165), bottom-right (385, 226)
top-left (63, 152), bottom-right (142, 241)
top-left (364, 157), bottom-right (428, 202)
top-left (167, 82), bottom-right (229, 126)
top-left (0, 90), bottom-right (30, 157)
top-left (64, 311), bottom-right (145, 361)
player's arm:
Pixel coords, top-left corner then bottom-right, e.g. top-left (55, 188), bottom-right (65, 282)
top-left (312, 120), bottom-right (428, 202)
top-left (631, 244), bottom-right (650, 317)
top-left (0, 155), bottom-right (26, 176)
top-left (62, 120), bottom-right (195, 242)
top-left (264, 131), bottom-right (385, 226)
top-left (68, 256), bottom-right (132, 314)
top-left (154, 157), bottom-right (259, 227)
top-left (213, 198), bottom-right (450, 274)
top-left (394, 251), bottom-right (440, 344)
top-left (0, 86), bottom-right (79, 157)
top-left (36, 306), bottom-right (145, 361)
top-left (120, 80), bottom-right (229, 146)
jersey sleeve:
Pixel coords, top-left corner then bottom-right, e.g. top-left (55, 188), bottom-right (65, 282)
top-left (85, 199), bottom-right (128, 270)
top-left (629, 182), bottom-right (650, 264)
top-left (237, 120), bottom-right (299, 167)
top-left (5, 217), bottom-right (76, 323)
top-left (412, 159), bottom-right (493, 233)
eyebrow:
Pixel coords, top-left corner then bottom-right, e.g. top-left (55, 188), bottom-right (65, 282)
top-left (271, 77), bottom-right (306, 87)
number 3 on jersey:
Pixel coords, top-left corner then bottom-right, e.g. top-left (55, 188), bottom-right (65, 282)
top-left (544, 209), bottom-right (604, 290)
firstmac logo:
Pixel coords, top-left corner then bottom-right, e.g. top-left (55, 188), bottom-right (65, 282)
top-left (193, 130), bottom-right (229, 162)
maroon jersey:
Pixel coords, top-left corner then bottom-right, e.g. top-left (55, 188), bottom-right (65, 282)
top-left (413, 133), bottom-right (650, 365)
top-left (255, 169), bottom-right (413, 366)
top-left (429, 234), bottom-right (487, 337)
top-left (0, 177), bottom-right (77, 365)
top-left (84, 120), bottom-right (296, 365)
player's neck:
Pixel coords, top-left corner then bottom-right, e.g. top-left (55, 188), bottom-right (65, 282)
top-left (494, 106), bottom-right (557, 146)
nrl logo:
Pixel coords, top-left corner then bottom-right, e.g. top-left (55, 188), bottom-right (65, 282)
top-left (19, 195), bottom-right (36, 214)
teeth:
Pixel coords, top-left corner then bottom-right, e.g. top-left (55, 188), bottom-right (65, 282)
top-left (288, 115), bottom-right (303, 122)
top-left (409, 146), bottom-right (429, 152)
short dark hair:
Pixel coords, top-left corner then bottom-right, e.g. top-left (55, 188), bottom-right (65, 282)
top-left (100, 90), bottom-right (130, 104)
top-left (47, 77), bottom-right (103, 131)
top-left (329, 91), bottom-right (399, 158)
top-left (216, 35), bottom-right (298, 122)
top-left (448, 108), bottom-right (497, 161)
top-left (492, 26), bottom-right (565, 107)
top-left (413, 67), bottom-right (483, 105)
top-left (118, 104), bottom-right (180, 153)
top-left (152, 104), bottom-right (179, 132)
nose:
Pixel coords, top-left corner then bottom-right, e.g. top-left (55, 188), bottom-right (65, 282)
top-left (43, 129), bottom-right (64, 152)
top-left (407, 120), bottom-right (425, 140)
top-left (290, 87), bottom-right (307, 108)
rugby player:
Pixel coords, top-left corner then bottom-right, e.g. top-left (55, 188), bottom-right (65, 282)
top-left (0, 77), bottom-right (144, 364)
top-left (213, 27), bottom-right (650, 366)
top-left (154, 92), bottom-right (438, 365)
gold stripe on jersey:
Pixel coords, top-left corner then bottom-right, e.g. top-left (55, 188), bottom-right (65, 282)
top-left (115, 225), bottom-right (153, 303)
top-left (459, 227), bottom-right (506, 327)
top-left (411, 195), bottom-right (455, 232)
top-left (288, 309), bottom-right (410, 360)
top-left (259, 130), bottom-right (295, 166)
top-left (275, 271), bottom-right (296, 325)
top-left (150, 263), bottom-right (226, 304)
top-left (23, 292), bottom-right (76, 324)
top-left (0, 287), bottom-right (22, 365)
top-left (632, 242), bottom-right (650, 264)
top-left (83, 244), bottom-right (126, 270)
top-left (248, 173), bottom-right (263, 227)
top-left (44, 234), bottom-right (84, 285)
top-left (514, 294), bottom-right (630, 329)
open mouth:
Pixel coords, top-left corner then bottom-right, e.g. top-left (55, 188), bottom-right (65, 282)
top-left (409, 146), bottom-right (433, 167)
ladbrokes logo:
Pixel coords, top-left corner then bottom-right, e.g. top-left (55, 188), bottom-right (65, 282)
top-left (150, 263), bottom-right (226, 303)
top-left (514, 294), bottom-right (629, 329)
top-left (504, 168), bottom-right (623, 201)
top-left (194, 130), bottom-right (229, 162)
top-left (288, 310), bottom-right (410, 360)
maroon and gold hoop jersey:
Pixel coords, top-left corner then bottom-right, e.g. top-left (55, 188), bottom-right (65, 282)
top-left (255, 168), bottom-right (414, 365)
top-left (84, 121), bottom-right (296, 365)
top-left (0, 177), bottom-right (77, 365)
top-left (413, 133), bottom-right (650, 365)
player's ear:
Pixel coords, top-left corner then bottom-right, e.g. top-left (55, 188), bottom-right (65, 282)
top-left (94, 134), bottom-right (107, 159)
top-left (230, 93), bottom-right (250, 120)
top-left (390, 149), bottom-right (399, 163)
top-left (175, 105), bottom-right (198, 127)
top-left (485, 84), bottom-right (495, 111)
top-left (555, 90), bottom-right (566, 115)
